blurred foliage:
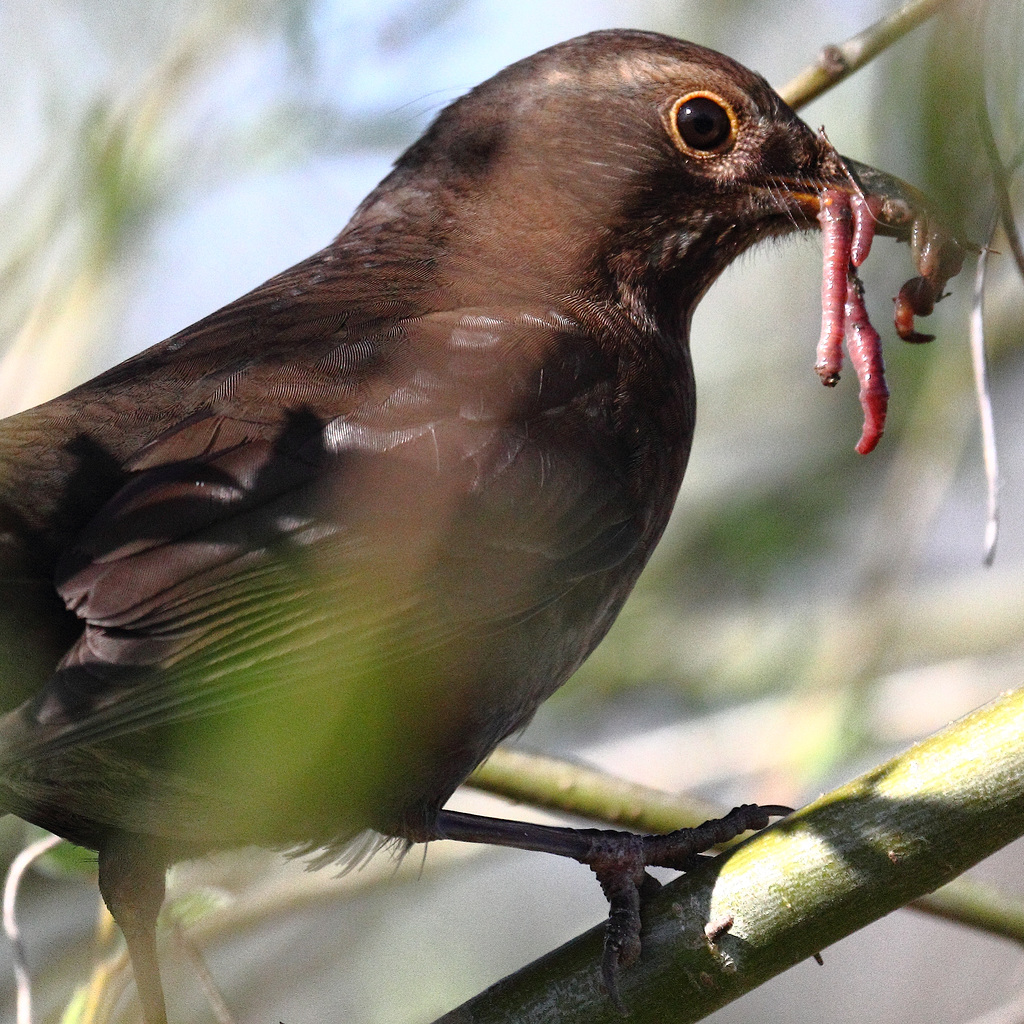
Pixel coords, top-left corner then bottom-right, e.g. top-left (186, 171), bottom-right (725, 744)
top-left (0, 0), bottom-right (1022, 1022)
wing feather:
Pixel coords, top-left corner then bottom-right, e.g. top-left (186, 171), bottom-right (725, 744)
top-left (17, 309), bottom-right (639, 773)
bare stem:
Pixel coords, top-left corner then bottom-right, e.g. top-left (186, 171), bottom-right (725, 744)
top-left (972, 16), bottom-right (1024, 285)
top-left (2, 834), bottom-right (63, 1024)
top-left (172, 924), bottom-right (236, 1024)
top-left (780, 0), bottom-right (954, 110)
top-left (911, 877), bottom-right (1024, 945)
top-left (970, 214), bottom-right (1001, 565)
top-left (468, 747), bottom-right (723, 834)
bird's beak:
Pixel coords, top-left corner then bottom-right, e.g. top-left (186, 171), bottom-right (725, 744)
top-left (775, 154), bottom-right (966, 281)
top-left (784, 154), bottom-right (956, 249)
top-left (835, 157), bottom-right (935, 242)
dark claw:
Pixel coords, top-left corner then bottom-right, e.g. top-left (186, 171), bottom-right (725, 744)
top-left (591, 834), bottom-right (647, 1003)
top-left (639, 871), bottom-right (663, 899)
top-left (599, 886), bottom-right (640, 1013)
top-left (587, 803), bottom-right (791, 1005)
top-left (642, 803), bottom-right (792, 870)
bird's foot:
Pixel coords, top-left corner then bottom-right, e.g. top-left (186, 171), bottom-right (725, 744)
top-left (425, 802), bottom-right (791, 1007)
top-left (582, 803), bottom-right (791, 1006)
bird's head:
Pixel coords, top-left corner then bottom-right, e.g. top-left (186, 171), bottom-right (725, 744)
top-left (343, 30), bottom-right (932, 336)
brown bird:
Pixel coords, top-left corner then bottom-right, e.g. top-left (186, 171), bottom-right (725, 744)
top-left (0, 29), bottom-right (949, 1023)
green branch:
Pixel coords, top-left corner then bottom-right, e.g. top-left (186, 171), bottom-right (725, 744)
top-left (439, 687), bottom-right (1024, 1023)
top-left (779, 0), bottom-right (954, 109)
top-left (912, 877), bottom-right (1024, 945)
top-left (468, 747), bottom-right (723, 833)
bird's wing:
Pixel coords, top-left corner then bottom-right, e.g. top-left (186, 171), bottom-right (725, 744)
top-left (19, 307), bottom-right (641, 761)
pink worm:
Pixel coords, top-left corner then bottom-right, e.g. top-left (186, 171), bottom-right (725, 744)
top-left (850, 193), bottom-right (882, 268)
top-left (844, 273), bottom-right (888, 455)
top-left (815, 190), bottom-right (852, 385)
top-left (817, 187), bottom-right (890, 453)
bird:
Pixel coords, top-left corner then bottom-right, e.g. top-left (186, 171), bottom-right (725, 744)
top-left (0, 28), bottom-right (944, 1023)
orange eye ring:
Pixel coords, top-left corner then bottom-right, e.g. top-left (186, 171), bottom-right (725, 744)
top-left (667, 91), bottom-right (738, 156)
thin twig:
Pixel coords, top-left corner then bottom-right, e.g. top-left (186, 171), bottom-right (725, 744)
top-left (973, 40), bottom-right (1024, 285)
top-left (173, 923), bottom-right (236, 1024)
top-left (78, 947), bottom-right (131, 1024)
top-left (2, 834), bottom-right (62, 1024)
top-left (469, 746), bottom-right (723, 834)
top-left (911, 877), bottom-right (1024, 946)
top-left (780, 0), bottom-right (953, 110)
top-left (971, 213), bottom-right (1000, 565)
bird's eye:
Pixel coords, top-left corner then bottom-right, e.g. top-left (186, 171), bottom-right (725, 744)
top-left (670, 92), bottom-right (737, 155)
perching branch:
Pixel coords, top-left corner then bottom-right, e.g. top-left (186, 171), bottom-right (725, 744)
top-left (471, 744), bottom-right (1024, 948)
top-left (438, 687), bottom-right (1024, 1024)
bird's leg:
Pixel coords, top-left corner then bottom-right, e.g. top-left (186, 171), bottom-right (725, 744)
top-left (97, 842), bottom-right (169, 1024)
top-left (424, 803), bottom-right (790, 1003)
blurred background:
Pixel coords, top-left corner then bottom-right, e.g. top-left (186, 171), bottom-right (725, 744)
top-left (0, 0), bottom-right (1022, 1021)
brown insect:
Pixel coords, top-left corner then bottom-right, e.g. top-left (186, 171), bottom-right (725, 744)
top-left (896, 211), bottom-right (966, 343)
